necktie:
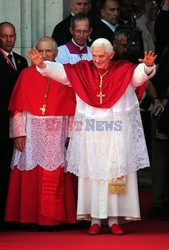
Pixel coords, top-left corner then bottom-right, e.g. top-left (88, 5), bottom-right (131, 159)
top-left (7, 54), bottom-right (16, 69)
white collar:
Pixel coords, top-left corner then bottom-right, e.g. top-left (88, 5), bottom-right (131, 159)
top-left (2, 49), bottom-right (14, 57)
top-left (72, 38), bottom-right (86, 51)
top-left (101, 19), bottom-right (118, 32)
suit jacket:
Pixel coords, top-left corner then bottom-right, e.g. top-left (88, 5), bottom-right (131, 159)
top-left (52, 14), bottom-right (73, 47)
top-left (152, 48), bottom-right (169, 134)
top-left (90, 20), bottom-right (114, 45)
top-left (0, 50), bottom-right (28, 140)
top-left (154, 9), bottom-right (169, 60)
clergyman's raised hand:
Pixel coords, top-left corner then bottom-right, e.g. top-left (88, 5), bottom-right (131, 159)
top-left (139, 51), bottom-right (157, 67)
top-left (27, 48), bottom-right (45, 68)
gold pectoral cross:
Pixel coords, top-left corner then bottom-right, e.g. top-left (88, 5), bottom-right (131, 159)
top-left (40, 104), bottom-right (46, 115)
top-left (97, 91), bottom-right (105, 104)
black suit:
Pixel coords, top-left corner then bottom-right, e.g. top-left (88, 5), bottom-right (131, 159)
top-left (154, 9), bottom-right (169, 61)
top-left (90, 20), bottom-right (114, 45)
top-left (0, 50), bottom-right (28, 225)
top-left (150, 49), bottom-right (169, 212)
top-left (52, 14), bottom-right (73, 47)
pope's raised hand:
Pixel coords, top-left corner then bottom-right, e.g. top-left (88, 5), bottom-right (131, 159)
top-left (139, 51), bottom-right (157, 67)
top-left (27, 48), bottom-right (45, 68)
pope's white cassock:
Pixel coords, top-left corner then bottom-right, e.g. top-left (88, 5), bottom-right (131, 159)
top-left (37, 60), bottom-right (155, 223)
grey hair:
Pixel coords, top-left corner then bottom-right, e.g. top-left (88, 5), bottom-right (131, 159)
top-left (113, 29), bottom-right (128, 43)
top-left (36, 36), bottom-right (57, 50)
top-left (91, 38), bottom-right (114, 54)
top-left (70, 13), bottom-right (92, 29)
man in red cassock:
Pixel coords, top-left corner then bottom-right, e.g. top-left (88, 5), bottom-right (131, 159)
top-left (5, 36), bottom-right (77, 229)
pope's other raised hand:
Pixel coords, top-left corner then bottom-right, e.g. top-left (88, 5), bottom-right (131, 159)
top-left (139, 51), bottom-right (157, 67)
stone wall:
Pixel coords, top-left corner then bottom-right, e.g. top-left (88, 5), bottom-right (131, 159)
top-left (0, 0), bottom-right (63, 63)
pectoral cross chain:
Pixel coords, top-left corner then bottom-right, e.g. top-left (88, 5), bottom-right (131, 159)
top-left (40, 78), bottom-right (50, 115)
top-left (96, 70), bottom-right (109, 105)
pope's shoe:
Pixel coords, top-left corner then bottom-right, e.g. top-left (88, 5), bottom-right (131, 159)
top-left (88, 224), bottom-right (101, 235)
top-left (110, 224), bottom-right (124, 235)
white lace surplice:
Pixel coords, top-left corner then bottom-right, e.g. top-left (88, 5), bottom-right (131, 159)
top-left (66, 103), bottom-right (149, 180)
top-left (11, 112), bottom-right (68, 171)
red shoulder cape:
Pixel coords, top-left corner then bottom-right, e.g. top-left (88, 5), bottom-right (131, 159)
top-left (8, 65), bottom-right (76, 116)
top-left (64, 60), bottom-right (140, 108)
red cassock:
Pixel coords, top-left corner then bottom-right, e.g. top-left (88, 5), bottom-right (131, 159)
top-left (5, 65), bottom-right (77, 226)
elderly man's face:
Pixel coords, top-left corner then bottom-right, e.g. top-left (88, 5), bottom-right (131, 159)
top-left (37, 40), bottom-right (58, 62)
top-left (70, 19), bottom-right (92, 46)
top-left (92, 46), bottom-right (114, 69)
top-left (71, 0), bottom-right (91, 15)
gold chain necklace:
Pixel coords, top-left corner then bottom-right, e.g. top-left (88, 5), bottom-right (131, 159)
top-left (96, 70), bottom-right (109, 104)
top-left (40, 78), bottom-right (50, 115)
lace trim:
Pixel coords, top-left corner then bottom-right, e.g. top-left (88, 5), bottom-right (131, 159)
top-left (11, 112), bottom-right (69, 171)
top-left (66, 104), bottom-right (150, 180)
top-left (10, 112), bottom-right (26, 138)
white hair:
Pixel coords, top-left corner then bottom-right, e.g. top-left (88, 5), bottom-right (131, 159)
top-left (91, 38), bottom-right (114, 54)
top-left (36, 36), bottom-right (57, 50)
